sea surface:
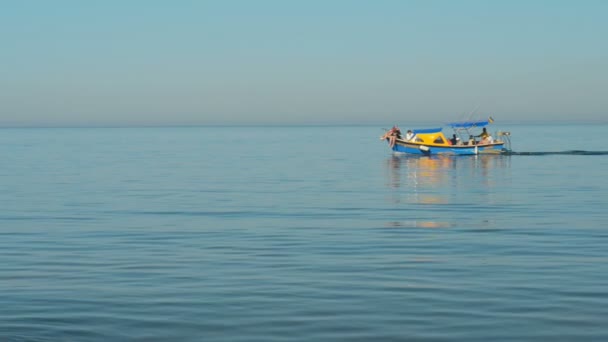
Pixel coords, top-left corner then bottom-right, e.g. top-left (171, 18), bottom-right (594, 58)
top-left (1, 123), bottom-right (608, 341)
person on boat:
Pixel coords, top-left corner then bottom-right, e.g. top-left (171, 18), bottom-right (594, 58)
top-left (405, 130), bottom-right (416, 142)
top-left (468, 135), bottom-right (476, 145)
top-left (380, 126), bottom-right (402, 148)
top-left (476, 128), bottom-right (490, 139)
top-left (393, 126), bottom-right (402, 139)
top-left (480, 133), bottom-right (494, 145)
top-left (450, 134), bottom-right (460, 145)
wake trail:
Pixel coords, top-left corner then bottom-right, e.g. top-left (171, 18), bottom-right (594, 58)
top-left (504, 150), bottom-right (608, 156)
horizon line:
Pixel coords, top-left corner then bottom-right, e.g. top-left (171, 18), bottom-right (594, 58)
top-left (1, 118), bottom-right (607, 129)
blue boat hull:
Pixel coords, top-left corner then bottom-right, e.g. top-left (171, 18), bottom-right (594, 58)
top-left (392, 141), bottom-right (506, 155)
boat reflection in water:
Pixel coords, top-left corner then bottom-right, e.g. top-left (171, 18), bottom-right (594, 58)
top-left (384, 154), bottom-right (511, 228)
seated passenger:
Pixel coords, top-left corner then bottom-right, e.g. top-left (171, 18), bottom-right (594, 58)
top-left (480, 134), bottom-right (494, 145)
top-left (450, 134), bottom-right (459, 145)
top-left (468, 135), bottom-right (476, 145)
top-left (380, 126), bottom-right (402, 148)
top-left (402, 130), bottom-right (415, 142)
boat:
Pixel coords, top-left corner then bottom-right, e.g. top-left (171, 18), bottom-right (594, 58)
top-left (380, 118), bottom-right (511, 155)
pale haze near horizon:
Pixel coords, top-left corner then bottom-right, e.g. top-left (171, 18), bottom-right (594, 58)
top-left (1, 1), bottom-right (607, 127)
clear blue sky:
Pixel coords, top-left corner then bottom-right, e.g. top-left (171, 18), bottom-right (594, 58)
top-left (1, 0), bottom-right (606, 126)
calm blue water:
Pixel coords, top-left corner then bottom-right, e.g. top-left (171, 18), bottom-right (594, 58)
top-left (2, 123), bottom-right (608, 341)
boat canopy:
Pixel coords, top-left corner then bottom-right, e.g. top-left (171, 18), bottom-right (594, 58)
top-left (412, 128), bottom-right (442, 134)
top-left (447, 120), bottom-right (489, 128)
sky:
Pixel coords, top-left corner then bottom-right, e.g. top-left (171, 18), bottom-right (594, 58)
top-left (1, 0), bottom-right (607, 126)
